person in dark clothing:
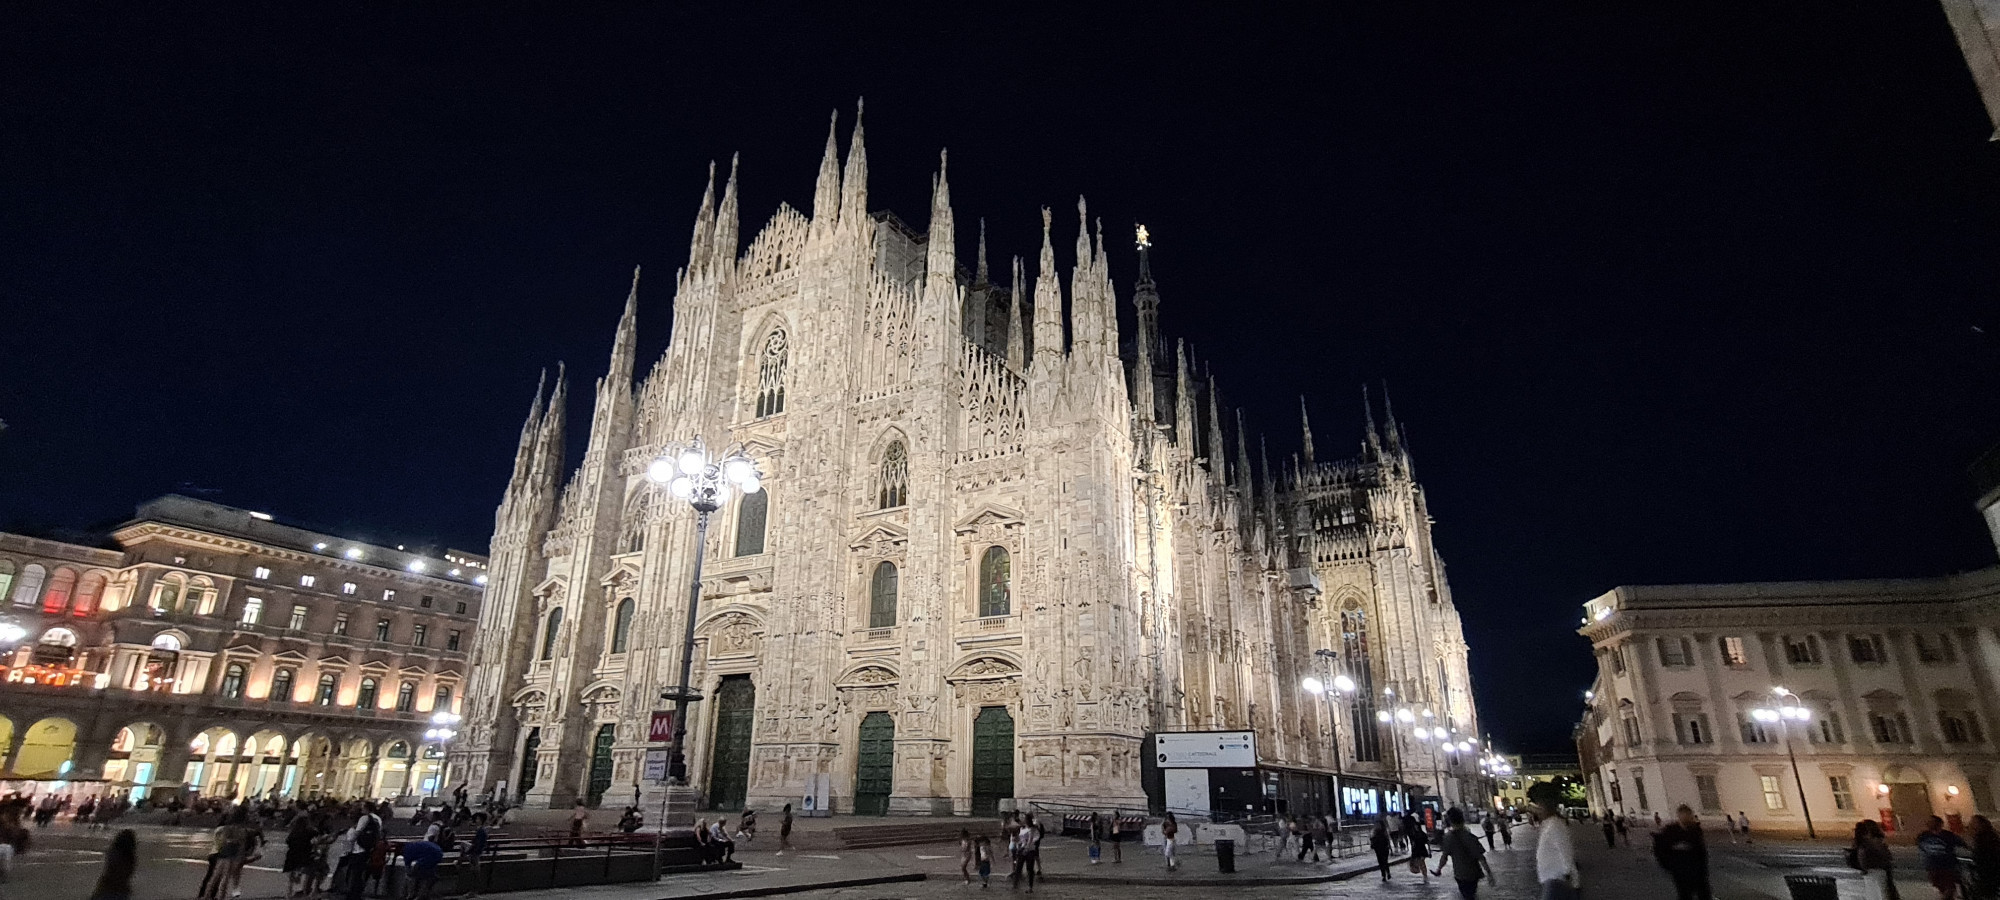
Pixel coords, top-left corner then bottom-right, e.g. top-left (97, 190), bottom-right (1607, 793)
top-left (1370, 819), bottom-right (1393, 881)
top-left (88, 829), bottom-right (137, 900)
top-left (1615, 814), bottom-right (1630, 847)
top-left (1602, 814), bottom-right (1617, 850)
top-left (1481, 816), bottom-right (1496, 850)
top-left (1970, 815), bottom-right (2000, 900)
top-left (1652, 805), bottom-right (1711, 900)
top-left (1435, 809), bottom-right (1492, 899)
top-left (1919, 816), bottom-right (1970, 900)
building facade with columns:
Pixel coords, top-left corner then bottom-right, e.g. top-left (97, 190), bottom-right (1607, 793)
top-left (1576, 444), bottom-right (2000, 832)
top-left (0, 495), bottom-right (484, 801)
top-left (454, 107), bottom-right (1481, 816)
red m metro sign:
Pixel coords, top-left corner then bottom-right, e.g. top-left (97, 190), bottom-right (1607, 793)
top-left (649, 711), bottom-right (676, 743)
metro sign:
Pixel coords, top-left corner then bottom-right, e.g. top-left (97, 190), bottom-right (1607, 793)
top-left (649, 710), bottom-right (676, 743)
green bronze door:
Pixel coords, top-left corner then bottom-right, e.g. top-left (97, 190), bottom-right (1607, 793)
top-left (853, 712), bottom-right (895, 816)
top-left (516, 728), bottom-right (541, 800)
top-left (971, 706), bottom-right (1014, 817)
top-left (707, 675), bottom-right (755, 810)
top-left (586, 724), bottom-right (616, 807)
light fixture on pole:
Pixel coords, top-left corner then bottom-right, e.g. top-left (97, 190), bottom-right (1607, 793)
top-left (1302, 648), bottom-right (1356, 825)
top-left (647, 437), bottom-right (763, 786)
top-left (1749, 686), bottom-right (1816, 838)
top-left (425, 711), bottom-right (461, 798)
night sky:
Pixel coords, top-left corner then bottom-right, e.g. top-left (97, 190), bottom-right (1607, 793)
top-left (5, 3), bottom-right (1999, 754)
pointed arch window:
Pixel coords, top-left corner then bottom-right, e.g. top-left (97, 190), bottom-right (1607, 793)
top-left (541, 607), bottom-right (563, 660)
top-left (611, 598), bottom-right (635, 653)
top-left (754, 329), bottom-right (788, 418)
top-left (734, 488), bottom-right (768, 557)
top-left (978, 546), bottom-right (1011, 618)
top-left (878, 441), bottom-right (909, 509)
top-left (869, 561), bottom-right (899, 629)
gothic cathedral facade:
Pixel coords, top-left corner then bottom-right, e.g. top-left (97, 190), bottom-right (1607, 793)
top-left (452, 108), bottom-right (1479, 815)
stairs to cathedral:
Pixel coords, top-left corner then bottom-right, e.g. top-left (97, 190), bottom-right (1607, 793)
top-left (833, 819), bottom-right (972, 849)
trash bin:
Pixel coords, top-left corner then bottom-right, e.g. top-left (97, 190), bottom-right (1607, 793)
top-left (1215, 838), bottom-right (1235, 873)
top-left (1782, 874), bottom-right (1838, 900)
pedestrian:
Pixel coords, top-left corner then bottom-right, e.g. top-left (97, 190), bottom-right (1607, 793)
top-left (1852, 818), bottom-right (1896, 900)
top-left (777, 803), bottom-right (793, 856)
top-left (1652, 805), bottom-right (1711, 900)
top-left (1435, 808), bottom-right (1494, 899)
top-left (568, 800), bottom-right (588, 847)
top-left (1110, 814), bottom-right (1122, 863)
top-left (708, 818), bottom-right (736, 863)
top-left (1601, 813), bottom-right (1616, 850)
top-left (342, 802), bottom-right (382, 900)
top-left (1409, 814), bottom-right (1432, 883)
top-left (1498, 813), bottom-right (1513, 848)
top-left (1482, 814), bottom-right (1497, 850)
top-left (283, 813), bottom-right (318, 898)
top-left (975, 834), bottom-right (993, 888)
top-left (737, 808), bottom-right (757, 842)
top-left (1161, 812), bottom-right (1179, 871)
top-left (1920, 815), bottom-right (1970, 900)
top-left (1013, 815), bottom-right (1041, 892)
top-left (1615, 813), bottom-right (1630, 847)
top-left (1737, 811), bottom-right (1752, 845)
top-left (399, 838), bottom-right (444, 900)
top-left (461, 812), bottom-right (490, 899)
top-left (1370, 819), bottom-right (1393, 882)
top-left (1533, 802), bottom-right (1580, 900)
top-left (200, 806), bottom-right (251, 900)
top-left (1387, 810), bottom-right (1404, 852)
top-left (87, 829), bottom-right (137, 900)
top-left (1970, 815), bottom-right (1999, 900)
top-left (1724, 814), bottom-right (1738, 844)
top-left (1088, 814), bottom-right (1102, 864)
top-left (1274, 814), bottom-right (1290, 859)
top-left (1296, 815), bottom-right (1316, 862)
top-left (961, 828), bottom-right (976, 882)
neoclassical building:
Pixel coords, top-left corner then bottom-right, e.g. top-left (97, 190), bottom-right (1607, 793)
top-left (0, 496), bottom-right (484, 801)
top-left (454, 107), bottom-right (1480, 816)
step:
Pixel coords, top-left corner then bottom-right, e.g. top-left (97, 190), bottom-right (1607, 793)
top-left (833, 820), bottom-right (978, 849)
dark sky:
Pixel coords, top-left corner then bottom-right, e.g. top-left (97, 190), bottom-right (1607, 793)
top-left (5, 3), bottom-right (1999, 754)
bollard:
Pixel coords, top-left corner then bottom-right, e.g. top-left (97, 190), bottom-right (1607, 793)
top-left (1215, 838), bottom-right (1235, 873)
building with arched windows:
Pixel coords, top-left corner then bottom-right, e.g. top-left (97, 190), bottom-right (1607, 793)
top-left (0, 496), bottom-right (484, 802)
top-left (455, 109), bottom-right (1480, 816)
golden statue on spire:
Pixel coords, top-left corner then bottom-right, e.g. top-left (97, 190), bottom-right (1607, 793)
top-left (1135, 224), bottom-right (1151, 249)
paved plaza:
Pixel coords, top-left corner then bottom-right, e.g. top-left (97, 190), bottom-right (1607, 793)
top-left (3, 816), bottom-right (1941, 900)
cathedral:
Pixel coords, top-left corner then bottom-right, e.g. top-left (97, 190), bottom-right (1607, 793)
top-left (452, 106), bottom-right (1479, 817)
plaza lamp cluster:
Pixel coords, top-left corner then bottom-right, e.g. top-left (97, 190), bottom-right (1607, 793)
top-left (425, 712), bottom-right (462, 797)
top-left (1373, 688), bottom-right (1480, 805)
top-left (1749, 686), bottom-right (1817, 838)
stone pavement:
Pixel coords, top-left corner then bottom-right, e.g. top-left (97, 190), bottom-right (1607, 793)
top-left (11, 815), bottom-right (1914, 900)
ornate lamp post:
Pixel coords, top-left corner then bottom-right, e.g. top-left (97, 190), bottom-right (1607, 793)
top-left (1301, 648), bottom-right (1356, 825)
top-left (1750, 686), bottom-right (1816, 838)
top-left (646, 437), bottom-right (763, 787)
top-left (425, 712), bottom-right (461, 798)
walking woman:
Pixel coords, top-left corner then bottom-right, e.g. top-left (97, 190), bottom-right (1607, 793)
top-left (283, 813), bottom-right (318, 898)
top-left (1161, 813), bottom-right (1179, 871)
top-left (1370, 819), bottom-right (1393, 882)
top-left (1408, 813), bottom-right (1432, 883)
top-left (88, 829), bottom-right (137, 900)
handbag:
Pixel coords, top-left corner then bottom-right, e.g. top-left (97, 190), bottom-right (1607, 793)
top-left (1408, 858), bottom-right (1422, 874)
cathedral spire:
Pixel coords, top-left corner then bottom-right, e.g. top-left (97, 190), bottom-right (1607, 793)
top-left (1006, 255), bottom-right (1025, 371)
top-left (923, 149), bottom-right (959, 347)
top-left (687, 162), bottom-right (717, 272)
top-left (1234, 408), bottom-right (1253, 495)
top-left (711, 154), bottom-right (739, 273)
top-left (1032, 207), bottom-right (1064, 370)
top-left (1092, 216), bottom-right (1119, 361)
top-left (1068, 197), bottom-right (1100, 353)
top-left (975, 218), bottom-right (989, 286)
top-left (1299, 395), bottom-right (1315, 468)
top-left (508, 369), bottom-right (548, 490)
top-left (811, 110), bottom-right (841, 229)
top-left (1382, 381), bottom-right (1406, 452)
top-left (1133, 224), bottom-right (1161, 366)
top-left (1175, 340), bottom-right (1196, 449)
top-left (1362, 383), bottom-right (1383, 457)
top-left (530, 362), bottom-right (567, 485)
top-left (1206, 377), bottom-right (1226, 477)
top-left (839, 98), bottom-right (868, 232)
top-left (605, 267), bottom-right (641, 395)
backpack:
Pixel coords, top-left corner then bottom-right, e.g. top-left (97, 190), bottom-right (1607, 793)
top-left (354, 815), bottom-right (380, 851)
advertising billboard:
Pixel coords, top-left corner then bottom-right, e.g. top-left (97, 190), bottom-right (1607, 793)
top-left (1155, 731), bottom-right (1257, 768)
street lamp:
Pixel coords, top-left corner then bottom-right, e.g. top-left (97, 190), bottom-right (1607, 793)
top-left (647, 437), bottom-right (763, 786)
top-left (425, 711), bottom-right (461, 798)
top-left (1750, 686), bottom-right (1816, 839)
top-left (1302, 649), bottom-right (1356, 826)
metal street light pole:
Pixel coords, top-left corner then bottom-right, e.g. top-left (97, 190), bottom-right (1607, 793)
top-left (1754, 687), bottom-right (1816, 839)
top-left (425, 712), bottom-right (460, 799)
top-left (1302, 649), bottom-right (1355, 827)
top-left (647, 438), bottom-right (763, 790)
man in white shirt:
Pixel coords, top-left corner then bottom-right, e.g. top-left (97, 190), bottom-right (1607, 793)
top-left (1533, 803), bottom-right (1580, 900)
